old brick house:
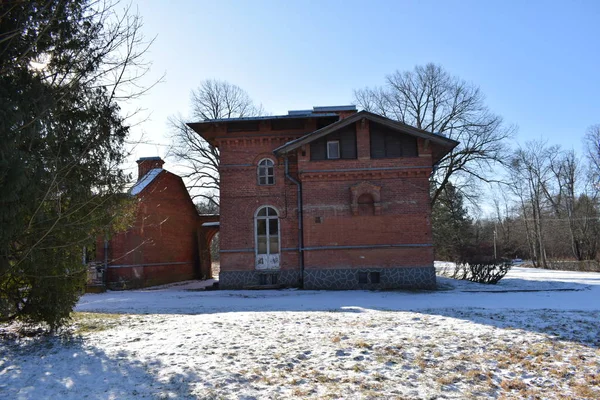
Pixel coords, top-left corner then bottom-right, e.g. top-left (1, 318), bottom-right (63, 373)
top-left (188, 106), bottom-right (458, 290)
top-left (95, 157), bottom-right (205, 289)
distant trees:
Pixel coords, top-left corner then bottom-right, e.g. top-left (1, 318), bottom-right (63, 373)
top-left (585, 124), bottom-right (600, 186)
top-left (432, 132), bottom-right (600, 266)
top-left (355, 63), bottom-right (513, 206)
top-left (169, 80), bottom-right (264, 207)
top-left (460, 137), bottom-right (599, 267)
top-left (1, 1), bottom-right (152, 329)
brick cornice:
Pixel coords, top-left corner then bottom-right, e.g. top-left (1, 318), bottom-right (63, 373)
top-left (216, 136), bottom-right (301, 147)
top-left (299, 168), bottom-right (430, 181)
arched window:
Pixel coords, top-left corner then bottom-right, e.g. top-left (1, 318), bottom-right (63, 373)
top-left (257, 159), bottom-right (275, 185)
top-left (255, 206), bottom-right (280, 269)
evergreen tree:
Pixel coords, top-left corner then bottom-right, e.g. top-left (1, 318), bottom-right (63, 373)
top-left (431, 183), bottom-right (473, 261)
top-left (0, 1), bottom-right (148, 330)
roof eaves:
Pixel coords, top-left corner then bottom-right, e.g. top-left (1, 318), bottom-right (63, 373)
top-left (273, 111), bottom-right (459, 156)
top-left (274, 111), bottom-right (366, 155)
top-left (194, 112), bottom-right (339, 124)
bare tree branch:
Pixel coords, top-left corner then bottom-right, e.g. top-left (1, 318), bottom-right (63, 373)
top-left (168, 80), bottom-right (264, 206)
top-left (354, 63), bottom-right (513, 206)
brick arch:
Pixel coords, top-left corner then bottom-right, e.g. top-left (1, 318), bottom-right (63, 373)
top-left (197, 215), bottom-right (219, 279)
top-left (350, 182), bottom-right (382, 216)
top-left (252, 152), bottom-right (278, 166)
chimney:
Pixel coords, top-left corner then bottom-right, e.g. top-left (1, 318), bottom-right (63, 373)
top-left (312, 105), bottom-right (358, 119)
top-left (136, 157), bottom-right (165, 181)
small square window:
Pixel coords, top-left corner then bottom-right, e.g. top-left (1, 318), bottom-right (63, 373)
top-left (327, 141), bottom-right (340, 159)
top-left (358, 272), bottom-right (368, 284)
top-left (315, 216), bottom-right (323, 224)
top-left (370, 272), bottom-right (380, 284)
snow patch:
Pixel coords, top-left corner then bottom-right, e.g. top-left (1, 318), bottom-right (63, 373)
top-left (129, 168), bottom-right (163, 195)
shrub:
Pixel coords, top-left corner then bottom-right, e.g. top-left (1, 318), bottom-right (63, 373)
top-left (448, 261), bottom-right (512, 284)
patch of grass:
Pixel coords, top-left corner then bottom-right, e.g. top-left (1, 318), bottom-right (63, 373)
top-left (355, 340), bottom-right (373, 349)
top-left (352, 363), bottom-right (365, 372)
top-left (372, 372), bottom-right (387, 382)
top-left (437, 373), bottom-right (461, 386)
top-left (70, 312), bottom-right (122, 334)
top-left (572, 382), bottom-right (599, 399)
top-left (500, 378), bottom-right (527, 391)
top-left (584, 373), bottom-right (599, 386)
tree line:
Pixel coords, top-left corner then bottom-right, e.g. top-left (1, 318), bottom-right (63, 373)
top-left (433, 134), bottom-right (600, 266)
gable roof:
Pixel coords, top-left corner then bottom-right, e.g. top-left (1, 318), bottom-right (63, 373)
top-left (130, 168), bottom-right (163, 196)
top-left (273, 111), bottom-right (459, 162)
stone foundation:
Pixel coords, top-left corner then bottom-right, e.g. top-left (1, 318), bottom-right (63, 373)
top-left (304, 266), bottom-right (436, 290)
top-left (218, 266), bottom-right (436, 290)
top-left (219, 270), bottom-right (302, 289)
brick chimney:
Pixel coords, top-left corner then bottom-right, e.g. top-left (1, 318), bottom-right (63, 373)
top-left (136, 157), bottom-right (165, 181)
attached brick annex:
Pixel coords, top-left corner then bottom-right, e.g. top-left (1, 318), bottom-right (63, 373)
top-left (189, 106), bottom-right (458, 290)
top-left (95, 157), bottom-right (207, 289)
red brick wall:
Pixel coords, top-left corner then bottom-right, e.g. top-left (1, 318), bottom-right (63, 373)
top-left (218, 136), bottom-right (300, 272)
top-left (303, 248), bottom-right (434, 269)
top-left (218, 117), bottom-right (435, 274)
top-left (97, 171), bottom-right (199, 288)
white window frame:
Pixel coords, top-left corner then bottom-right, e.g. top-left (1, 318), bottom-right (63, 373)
top-left (327, 140), bottom-right (340, 159)
top-left (254, 206), bottom-right (281, 270)
top-left (257, 158), bottom-right (275, 185)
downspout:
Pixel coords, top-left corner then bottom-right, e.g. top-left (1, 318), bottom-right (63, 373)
top-left (103, 235), bottom-right (109, 287)
top-left (284, 156), bottom-right (304, 288)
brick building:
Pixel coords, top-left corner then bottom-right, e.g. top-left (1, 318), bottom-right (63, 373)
top-left (188, 106), bottom-right (458, 289)
top-left (95, 157), bottom-right (204, 289)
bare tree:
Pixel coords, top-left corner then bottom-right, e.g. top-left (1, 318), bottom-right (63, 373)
top-left (585, 124), bottom-right (600, 188)
top-left (354, 63), bottom-right (513, 206)
top-left (507, 141), bottom-right (558, 268)
top-left (169, 80), bottom-right (264, 207)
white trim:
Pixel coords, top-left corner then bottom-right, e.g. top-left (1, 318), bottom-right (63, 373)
top-left (254, 205), bottom-right (281, 270)
top-left (257, 158), bottom-right (275, 185)
top-left (327, 140), bottom-right (340, 159)
top-left (202, 222), bottom-right (220, 227)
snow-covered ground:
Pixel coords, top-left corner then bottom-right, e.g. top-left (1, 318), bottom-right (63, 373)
top-left (2, 266), bottom-right (599, 399)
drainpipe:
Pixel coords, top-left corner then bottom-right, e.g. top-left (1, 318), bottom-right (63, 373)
top-left (103, 235), bottom-right (109, 286)
top-left (284, 156), bottom-right (304, 288)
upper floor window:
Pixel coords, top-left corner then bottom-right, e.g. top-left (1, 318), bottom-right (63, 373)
top-left (257, 159), bottom-right (275, 185)
top-left (310, 125), bottom-right (357, 160)
top-left (327, 141), bottom-right (340, 159)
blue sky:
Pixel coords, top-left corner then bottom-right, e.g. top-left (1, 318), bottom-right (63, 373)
top-left (126, 0), bottom-right (599, 175)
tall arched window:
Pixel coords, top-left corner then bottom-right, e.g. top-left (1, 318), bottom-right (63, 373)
top-left (257, 159), bottom-right (275, 185)
top-left (255, 206), bottom-right (280, 269)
